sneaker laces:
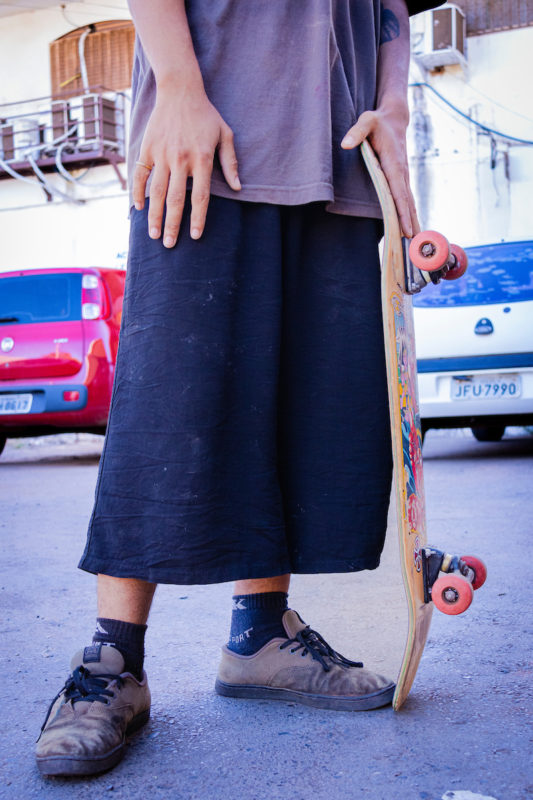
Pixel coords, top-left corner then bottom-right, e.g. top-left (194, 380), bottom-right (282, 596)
top-left (279, 626), bottom-right (364, 672)
top-left (38, 666), bottom-right (123, 740)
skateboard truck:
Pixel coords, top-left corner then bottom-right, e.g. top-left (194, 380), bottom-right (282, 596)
top-left (402, 234), bottom-right (468, 296)
top-left (422, 547), bottom-right (487, 615)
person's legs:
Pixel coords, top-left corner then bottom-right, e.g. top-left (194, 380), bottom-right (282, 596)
top-left (216, 205), bottom-right (394, 710)
top-left (233, 575), bottom-right (290, 595)
top-left (97, 574), bottom-right (156, 623)
top-left (92, 575), bottom-right (156, 680)
top-left (36, 575), bottom-right (154, 778)
top-left (39, 195), bottom-right (294, 777)
top-left (228, 575), bottom-right (291, 655)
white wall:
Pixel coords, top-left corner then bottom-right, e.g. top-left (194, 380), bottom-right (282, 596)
top-left (0, 188), bottom-right (130, 270)
top-left (0, 1), bottom-right (131, 272)
top-left (407, 23), bottom-right (533, 247)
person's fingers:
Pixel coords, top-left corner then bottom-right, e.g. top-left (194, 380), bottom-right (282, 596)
top-left (380, 157), bottom-right (413, 238)
top-left (190, 158), bottom-right (213, 239)
top-left (162, 172), bottom-right (187, 248)
top-left (341, 111), bottom-right (377, 149)
top-left (147, 166), bottom-right (170, 239)
top-left (132, 155), bottom-right (153, 210)
top-left (406, 182), bottom-right (421, 236)
top-left (218, 126), bottom-right (241, 190)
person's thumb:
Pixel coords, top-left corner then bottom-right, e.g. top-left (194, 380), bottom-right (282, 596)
top-left (219, 125), bottom-right (241, 191)
top-left (341, 111), bottom-right (376, 149)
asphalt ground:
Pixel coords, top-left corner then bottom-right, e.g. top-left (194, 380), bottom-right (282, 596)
top-left (0, 429), bottom-right (532, 800)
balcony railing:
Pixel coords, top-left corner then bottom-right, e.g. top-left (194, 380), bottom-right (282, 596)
top-left (0, 87), bottom-right (127, 189)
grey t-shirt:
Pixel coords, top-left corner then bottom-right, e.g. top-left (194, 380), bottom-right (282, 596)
top-left (127, 1), bottom-right (438, 218)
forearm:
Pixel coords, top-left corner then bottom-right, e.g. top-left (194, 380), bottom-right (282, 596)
top-left (376, 0), bottom-right (411, 115)
top-left (128, 0), bottom-right (203, 93)
top-left (129, 0), bottom-right (240, 242)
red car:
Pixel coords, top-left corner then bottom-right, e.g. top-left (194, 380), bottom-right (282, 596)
top-left (0, 267), bottom-right (125, 456)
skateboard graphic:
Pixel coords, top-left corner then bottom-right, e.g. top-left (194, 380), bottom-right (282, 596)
top-left (361, 140), bottom-right (487, 711)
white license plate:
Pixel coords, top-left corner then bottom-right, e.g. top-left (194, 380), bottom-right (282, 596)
top-left (451, 375), bottom-right (522, 401)
top-left (0, 393), bottom-right (33, 414)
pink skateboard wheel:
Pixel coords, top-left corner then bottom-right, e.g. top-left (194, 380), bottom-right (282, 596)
top-left (432, 574), bottom-right (474, 615)
top-left (444, 244), bottom-right (468, 280)
top-left (409, 230), bottom-right (450, 272)
top-left (461, 555), bottom-right (487, 590)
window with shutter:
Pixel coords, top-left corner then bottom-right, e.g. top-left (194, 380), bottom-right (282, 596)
top-left (50, 20), bottom-right (135, 98)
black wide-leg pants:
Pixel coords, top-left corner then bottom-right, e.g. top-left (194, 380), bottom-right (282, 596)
top-left (79, 195), bottom-right (392, 584)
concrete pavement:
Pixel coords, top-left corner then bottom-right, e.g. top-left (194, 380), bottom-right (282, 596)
top-left (0, 430), bottom-right (531, 800)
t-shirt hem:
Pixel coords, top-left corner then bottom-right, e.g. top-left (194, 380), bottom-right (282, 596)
top-left (326, 197), bottom-right (382, 220)
top-left (204, 178), bottom-right (335, 207)
top-left (209, 179), bottom-right (382, 218)
top-left (129, 181), bottom-right (382, 220)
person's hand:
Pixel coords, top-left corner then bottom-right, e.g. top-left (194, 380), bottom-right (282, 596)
top-left (341, 98), bottom-right (419, 238)
top-left (132, 85), bottom-right (241, 247)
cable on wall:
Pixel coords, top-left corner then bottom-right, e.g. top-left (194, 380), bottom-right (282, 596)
top-left (409, 82), bottom-right (533, 146)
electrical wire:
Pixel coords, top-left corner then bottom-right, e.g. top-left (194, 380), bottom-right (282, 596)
top-left (54, 139), bottom-right (123, 189)
top-left (54, 143), bottom-right (93, 182)
top-left (1, 135), bottom-right (121, 200)
top-left (27, 152), bottom-right (85, 204)
top-left (409, 82), bottom-right (533, 146)
top-left (78, 28), bottom-right (93, 94)
top-left (0, 192), bottom-right (128, 214)
top-left (0, 156), bottom-right (43, 187)
top-left (61, 2), bottom-right (130, 17)
top-left (444, 74), bottom-right (533, 125)
top-left (0, 121), bottom-right (82, 193)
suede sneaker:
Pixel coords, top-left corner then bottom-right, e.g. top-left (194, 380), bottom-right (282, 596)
top-left (36, 644), bottom-right (150, 777)
top-left (215, 609), bottom-right (394, 711)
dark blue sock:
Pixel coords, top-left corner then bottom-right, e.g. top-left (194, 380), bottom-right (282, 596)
top-left (92, 617), bottom-right (146, 680)
top-left (228, 592), bottom-right (289, 655)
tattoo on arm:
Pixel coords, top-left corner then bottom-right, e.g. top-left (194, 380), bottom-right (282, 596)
top-left (380, 4), bottom-right (400, 45)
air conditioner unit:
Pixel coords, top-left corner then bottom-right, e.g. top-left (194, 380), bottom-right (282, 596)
top-left (418, 4), bottom-right (466, 70)
top-left (0, 120), bottom-right (15, 162)
top-left (51, 100), bottom-right (75, 144)
top-left (7, 117), bottom-right (42, 161)
top-left (68, 93), bottom-right (118, 151)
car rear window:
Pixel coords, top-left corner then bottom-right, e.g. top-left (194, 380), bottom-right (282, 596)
top-left (412, 241), bottom-right (533, 308)
top-left (0, 272), bottom-right (82, 324)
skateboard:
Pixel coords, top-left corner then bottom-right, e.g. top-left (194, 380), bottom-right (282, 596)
top-left (361, 140), bottom-right (487, 711)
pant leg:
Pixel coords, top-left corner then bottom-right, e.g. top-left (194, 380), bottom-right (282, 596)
top-left (278, 205), bottom-right (392, 573)
top-left (80, 195), bottom-right (292, 584)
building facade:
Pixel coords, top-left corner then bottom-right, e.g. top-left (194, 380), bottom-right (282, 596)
top-left (0, 0), bottom-right (132, 272)
top-left (408, 1), bottom-right (533, 246)
top-left (0, 1), bottom-right (532, 273)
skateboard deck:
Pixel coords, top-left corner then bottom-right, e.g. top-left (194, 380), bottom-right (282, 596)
top-left (361, 140), bottom-right (433, 711)
top-left (361, 141), bottom-right (485, 710)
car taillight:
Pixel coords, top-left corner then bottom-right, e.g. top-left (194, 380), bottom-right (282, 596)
top-left (81, 274), bottom-right (110, 320)
top-left (63, 390), bottom-right (80, 402)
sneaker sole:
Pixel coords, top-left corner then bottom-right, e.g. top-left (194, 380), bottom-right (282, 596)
top-left (36, 708), bottom-right (150, 777)
top-left (214, 679), bottom-right (395, 711)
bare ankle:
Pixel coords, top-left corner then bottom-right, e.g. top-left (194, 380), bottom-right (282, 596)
top-left (233, 574), bottom-right (291, 595)
top-left (97, 574), bottom-right (157, 625)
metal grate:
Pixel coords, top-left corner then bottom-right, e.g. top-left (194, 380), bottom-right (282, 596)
top-left (459, 0), bottom-right (533, 36)
top-left (50, 20), bottom-right (135, 98)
